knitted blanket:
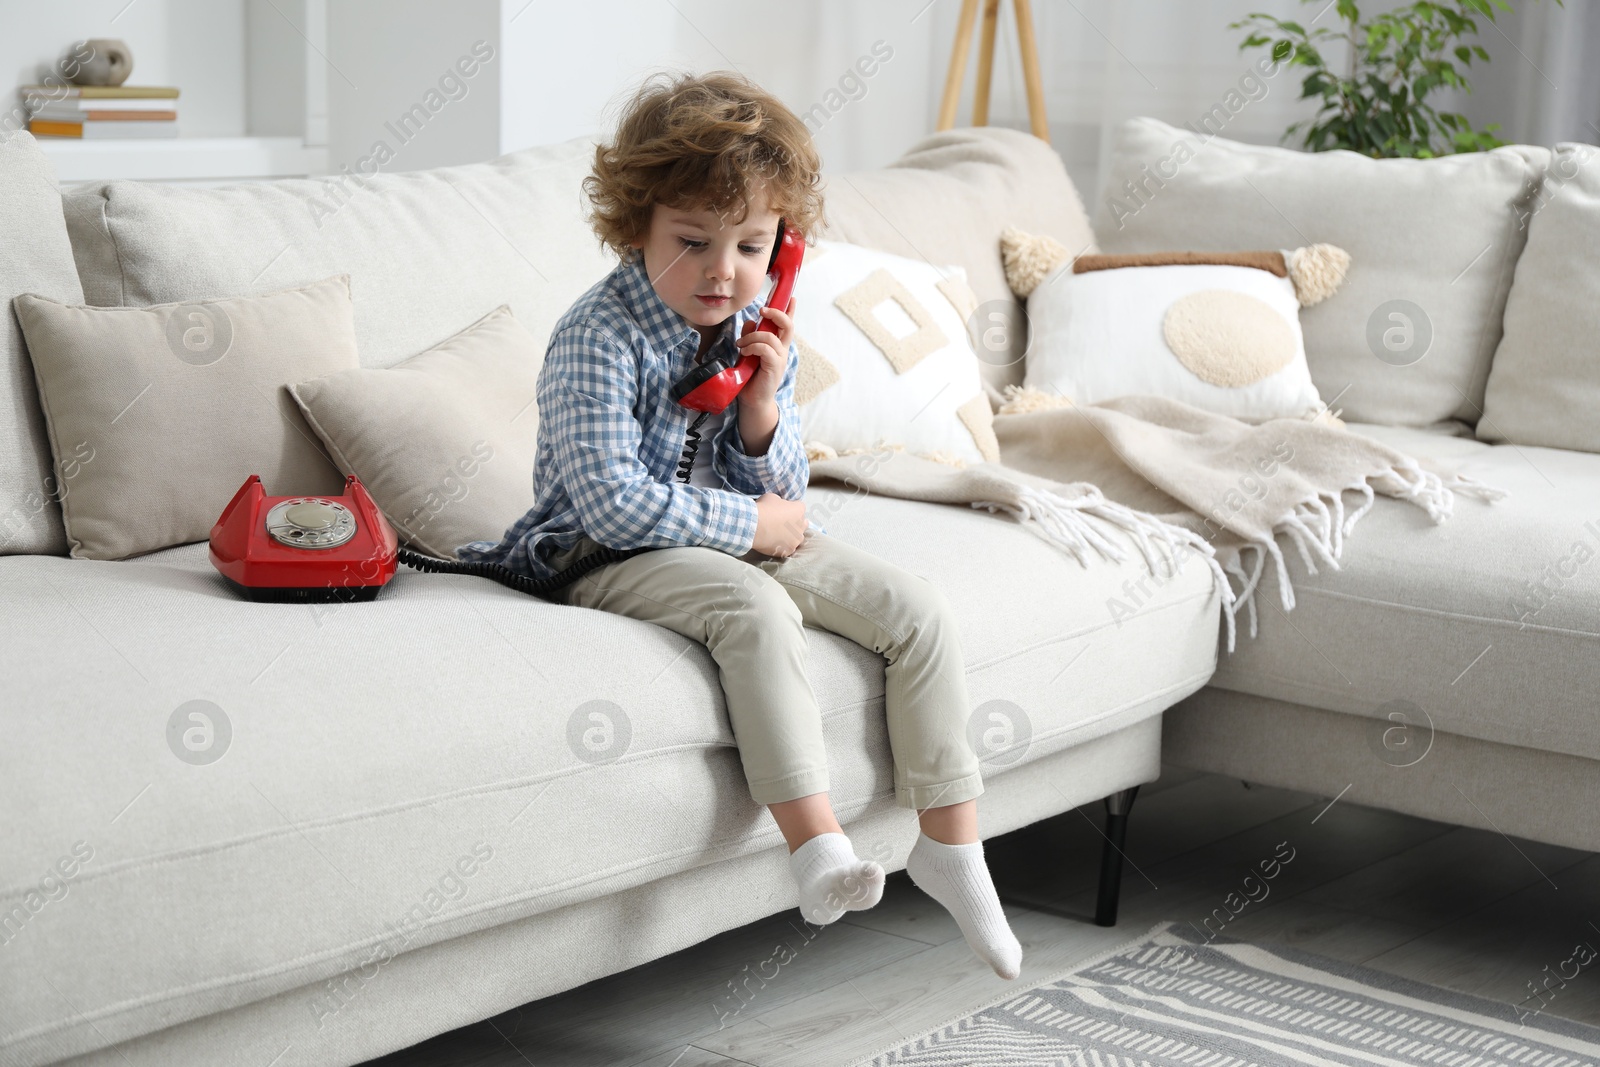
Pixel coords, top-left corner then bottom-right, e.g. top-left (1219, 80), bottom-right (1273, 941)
top-left (805, 386), bottom-right (1506, 653)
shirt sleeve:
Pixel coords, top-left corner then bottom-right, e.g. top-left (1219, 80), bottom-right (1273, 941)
top-left (542, 324), bottom-right (758, 555)
top-left (719, 337), bottom-right (810, 501)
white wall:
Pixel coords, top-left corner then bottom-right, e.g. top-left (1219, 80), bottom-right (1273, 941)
top-left (325, 0), bottom-right (502, 174)
top-left (324, 1), bottom-right (942, 176)
top-left (496, 0), bottom-right (940, 174)
top-left (0, 0), bottom-right (248, 137)
top-left (246, 0), bottom-right (306, 138)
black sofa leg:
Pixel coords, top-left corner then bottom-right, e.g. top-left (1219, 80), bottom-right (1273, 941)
top-left (1094, 786), bottom-right (1140, 927)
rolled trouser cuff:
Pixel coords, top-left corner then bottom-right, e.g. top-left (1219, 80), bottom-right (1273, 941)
top-left (897, 769), bottom-right (984, 810)
top-left (747, 766), bottom-right (832, 806)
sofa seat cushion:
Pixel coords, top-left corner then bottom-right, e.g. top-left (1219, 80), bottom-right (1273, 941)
top-left (0, 493), bottom-right (1217, 1064)
top-left (1210, 421), bottom-right (1600, 762)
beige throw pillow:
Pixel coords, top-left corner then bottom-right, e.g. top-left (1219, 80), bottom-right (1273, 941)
top-left (13, 274), bottom-right (356, 560)
top-left (288, 305), bottom-right (542, 559)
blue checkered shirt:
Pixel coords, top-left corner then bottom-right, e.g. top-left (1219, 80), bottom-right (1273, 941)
top-left (454, 255), bottom-right (820, 581)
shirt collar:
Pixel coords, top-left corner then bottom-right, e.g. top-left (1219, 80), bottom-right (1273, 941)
top-left (618, 254), bottom-right (755, 359)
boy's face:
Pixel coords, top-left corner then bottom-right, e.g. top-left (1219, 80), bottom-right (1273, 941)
top-left (632, 190), bottom-right (781, 336)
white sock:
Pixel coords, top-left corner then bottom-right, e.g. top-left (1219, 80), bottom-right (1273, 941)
top-left (788, 832), bottom-right (885, 925)
top-left (905, 831), bottom-right (1023, 980)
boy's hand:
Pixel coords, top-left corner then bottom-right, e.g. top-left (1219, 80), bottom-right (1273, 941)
top-left (734, 297), bottom-right (795, 408)
top-left (752, 492), bottom-right (807, 558)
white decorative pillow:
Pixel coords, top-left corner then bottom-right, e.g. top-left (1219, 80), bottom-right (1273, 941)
top-left (790, 240), bottom-right (999, 467)
top-left (1003, 229), bottom-right (1350, 424)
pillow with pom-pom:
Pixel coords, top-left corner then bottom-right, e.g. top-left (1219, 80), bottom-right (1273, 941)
top-left (791, 239), bottom-right (999, 468)
top-left (1001, 226), bottom-right (1349, 425)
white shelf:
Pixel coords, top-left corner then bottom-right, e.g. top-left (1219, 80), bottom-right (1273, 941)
top-left (38, 135), bottom-right (328, 184)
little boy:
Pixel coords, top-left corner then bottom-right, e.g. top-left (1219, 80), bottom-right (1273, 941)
top-left (456, 71), bottom-right (1020, 979)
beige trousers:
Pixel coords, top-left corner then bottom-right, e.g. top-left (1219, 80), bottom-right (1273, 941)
top-left (544, 527), bottom-right (984, 810)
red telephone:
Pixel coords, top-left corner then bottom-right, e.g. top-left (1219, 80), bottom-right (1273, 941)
top-left (209, 473), bottom-right (398, 602)
top-left (669, 219), bottom-right (804, 413)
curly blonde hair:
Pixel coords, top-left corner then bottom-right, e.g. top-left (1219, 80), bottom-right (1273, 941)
top-left (584, 71), bottom-right (825, 262)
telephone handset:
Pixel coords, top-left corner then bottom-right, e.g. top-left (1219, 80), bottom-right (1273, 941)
top-left (210, 221), bottom-right (805, 603)
top-left (669, 219), bottom-right (804, 413)
top-left (668, 218), bottom-right (804, 486)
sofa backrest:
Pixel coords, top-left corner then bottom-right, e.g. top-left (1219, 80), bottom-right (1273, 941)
top-left (819, 125), bottom-right (1096, 400)
top-left (1479, 141), bottom-right (1600, 453)
top-left (59, 136), bottom-right (616, 371)
top-left (1094, 116), bottom-right (1551, 431)
top-left (1, 131), bottom-right (85, 557)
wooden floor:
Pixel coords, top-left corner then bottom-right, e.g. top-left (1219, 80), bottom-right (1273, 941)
top-left (363, 767), bottom-right (1600, 1067)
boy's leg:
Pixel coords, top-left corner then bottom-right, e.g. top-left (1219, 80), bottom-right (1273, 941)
top-left (748, 529), bottom-right (985, 812)
top-left (752, 531), bottom-right (1020, 978)
top-left (544, 534), bottom-right (832, 807)
top-left (546, 534), bottom-right (887, 923)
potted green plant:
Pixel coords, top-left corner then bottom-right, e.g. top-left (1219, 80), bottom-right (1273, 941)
top-left (1232, 0), bottom-right (1561, 157)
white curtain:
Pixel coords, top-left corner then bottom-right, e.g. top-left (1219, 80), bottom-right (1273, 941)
top-left (1455, 0), bottom-right (1600, 147)
top-left (932, 0), bottom-right (1600, 210)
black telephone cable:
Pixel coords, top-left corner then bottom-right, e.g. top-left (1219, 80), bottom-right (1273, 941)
top-left (675, 409), bottom-right (711, 484)
top-left (398, 410), bottom-right (713, 598)
top-left (396, 542), bottom-right (653, 600)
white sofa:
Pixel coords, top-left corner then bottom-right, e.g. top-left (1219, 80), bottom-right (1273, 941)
top-left (4, 113), bottom-right (1596, 1066)
top-left (0, 126), bottom-right (1217, 1067)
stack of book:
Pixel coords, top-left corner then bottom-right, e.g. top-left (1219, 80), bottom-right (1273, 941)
top-left (20, 85), bottom-right (179, 138)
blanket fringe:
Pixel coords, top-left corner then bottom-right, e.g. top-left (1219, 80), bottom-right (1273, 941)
top-left (1375, 457), bottom-right (1507, 523)
top-left (1218, 463), bottom-right (1505, 651)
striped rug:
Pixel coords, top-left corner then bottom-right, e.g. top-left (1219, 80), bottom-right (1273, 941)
top-left (849, 921), bottom-right (1600, 1067)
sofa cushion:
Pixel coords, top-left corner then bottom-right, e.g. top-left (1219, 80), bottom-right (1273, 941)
top-left (0, 131), bottom-right (85, 557)
top-left (59, 135), bottom-right (617, 372)
top-left (1094, 117), bottom-right (1548, 430)
top-left (289, 304), bottom-right (543, 558)
top-left (13, 274), bottom-right (357, 560)
top-left (818, 126), bottom-right (1096, 403)
top-left (1209, 421), bottom-right (1600, 763)
top-left (0, 493), bottom-right (1217, 1064)
top-left (1020, 249), bottom-right (1337, 421)
top-left (1479, 142), bottom-right (1600, 453)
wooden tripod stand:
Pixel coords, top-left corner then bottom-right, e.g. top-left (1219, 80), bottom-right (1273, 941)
top-left (936, 0), bottom-right (1049, 142)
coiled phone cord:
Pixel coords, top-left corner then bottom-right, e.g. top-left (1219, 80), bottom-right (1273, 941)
top-left (397, 410), bottom-right (713, 599)
top-left (675, 409), bottom-right (711, 484)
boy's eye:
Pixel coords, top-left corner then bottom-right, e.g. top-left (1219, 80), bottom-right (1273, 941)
top-left (677, 237), bottom-right (767, 256)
